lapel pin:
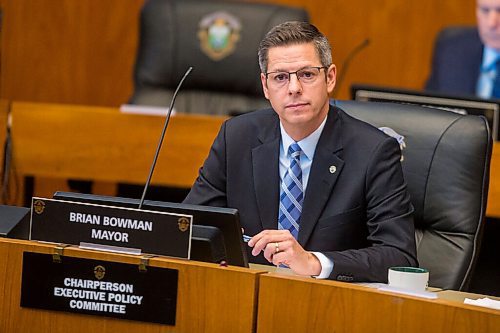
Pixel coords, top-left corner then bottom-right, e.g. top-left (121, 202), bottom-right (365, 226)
top-left (329, 165), bottom-right (336, 174)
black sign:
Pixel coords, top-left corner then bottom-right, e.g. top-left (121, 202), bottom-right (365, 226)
top-left (30, 198), bottom-right (192, 259)
top-left (21, 252), bottom-right (178, 325)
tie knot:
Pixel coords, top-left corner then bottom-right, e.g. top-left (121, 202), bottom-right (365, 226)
top-left (288, 143), bottom-right (302, 158)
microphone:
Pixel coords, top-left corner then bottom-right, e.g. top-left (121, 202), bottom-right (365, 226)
top-left (138, 67), bottom-right (193, 209)
top-left (333, 38), bottom-right (370, 98)
top-left (1, 112), bottom-right (12, 204)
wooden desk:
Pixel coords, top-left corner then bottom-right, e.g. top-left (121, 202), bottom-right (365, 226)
top-left (0, 237), bottom-right (264, 333)
top-left (7, 101), bottom-right (500, 218)
top-left (2, 238), bottom-right (497, 333)
top-left (10, 102), bottom-right (226, 186)
top-left (257, 274), bottom-right (500, 333)
top-left (9, 102), bottom-right (226, 203)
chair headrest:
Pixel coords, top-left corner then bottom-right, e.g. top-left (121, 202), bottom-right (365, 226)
top-left (134, 0), bottom-right (309, 96)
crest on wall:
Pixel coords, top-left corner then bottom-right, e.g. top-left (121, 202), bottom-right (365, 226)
top-left (197, 11), bottom-right (242, 61)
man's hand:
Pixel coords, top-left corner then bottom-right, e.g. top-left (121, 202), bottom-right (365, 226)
top-left (247, 229), bottom-right (322, 276)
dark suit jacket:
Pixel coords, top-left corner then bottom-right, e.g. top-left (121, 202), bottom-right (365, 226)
top-left (184, 105), bottom-right (417, 282)
top-left (425, 26), bottom-right (483, 96)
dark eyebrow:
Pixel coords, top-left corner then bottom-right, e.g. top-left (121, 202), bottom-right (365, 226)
top-left (268, 66), bottom-right (317, 73)
top-left (478, 5), bottom-right (500, 11)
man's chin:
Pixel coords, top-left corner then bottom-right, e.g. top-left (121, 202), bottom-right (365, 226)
top-left (481, 36), bottom-right (500, 51)
top-left (285, 110), bottom-right (310, 120)
top-left (284, 113), bottom-right (317, 127)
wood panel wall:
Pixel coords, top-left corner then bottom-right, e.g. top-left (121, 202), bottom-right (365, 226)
top-left (0, 0), bottom-right (144, 106)
top-left (261, 0), bottom-right (476, 99)
top-left (0, 0), bottom-right (476, 106)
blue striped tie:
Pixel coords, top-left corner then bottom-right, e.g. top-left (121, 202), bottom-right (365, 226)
top-left (278, 143), bottom-right (303, 239)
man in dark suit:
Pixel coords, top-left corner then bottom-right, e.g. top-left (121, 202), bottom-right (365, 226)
top-left (426, 0), bottom-right (500, 98)
top-left (184, 21), bottom-right (417, 282)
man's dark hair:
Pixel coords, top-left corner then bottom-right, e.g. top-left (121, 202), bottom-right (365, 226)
top-left (258, 21), bottom-right (332, 73)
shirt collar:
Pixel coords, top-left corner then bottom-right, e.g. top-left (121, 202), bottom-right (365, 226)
top-left (279, 115), bottom-right (328, 160)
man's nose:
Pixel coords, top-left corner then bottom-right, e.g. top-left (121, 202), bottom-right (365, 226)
top-left (486, 10), bottom-right (500, 28)
top-left (288, 73), bottom-right (303, 94)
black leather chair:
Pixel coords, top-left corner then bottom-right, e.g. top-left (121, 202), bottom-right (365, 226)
top-left (335, 100), bottom-right (492, 290)
top-left (130, 0), bottom-right (309, 116)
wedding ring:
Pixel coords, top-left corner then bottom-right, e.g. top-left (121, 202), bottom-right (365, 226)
top-left (275, 242), bottom-right (280, 254)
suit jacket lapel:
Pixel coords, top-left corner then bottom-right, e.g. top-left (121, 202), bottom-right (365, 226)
top-left (298, 107), bottom-right (344, 246)
top-left (252, 117), bottom-right (281, 230)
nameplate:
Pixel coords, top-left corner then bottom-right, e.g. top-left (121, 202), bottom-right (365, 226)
top-left (30, 197), bottom-right (192, 259)
top-left (21, 252), bottom-right (178, 325)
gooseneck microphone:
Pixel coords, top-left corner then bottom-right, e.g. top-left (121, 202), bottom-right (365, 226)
top-left (138, 66), bottom-right (193, 209)
top-left (333, 38), bottom-right (370, 98)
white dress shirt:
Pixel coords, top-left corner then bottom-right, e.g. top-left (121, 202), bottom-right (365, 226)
top-left (279, 115), bottom-right (333, 279)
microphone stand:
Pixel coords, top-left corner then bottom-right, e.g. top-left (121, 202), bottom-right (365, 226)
top-left (333, 39), bottom-right (370, 99)
top-left (138, 67), bottom-right (193, 209)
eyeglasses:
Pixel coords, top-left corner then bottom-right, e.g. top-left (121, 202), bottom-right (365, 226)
top-left (265, 66), bottom-right (328, 88)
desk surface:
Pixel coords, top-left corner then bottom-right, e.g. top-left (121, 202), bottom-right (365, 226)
top-left (251, 263), bottom-right (499, 303)
top-left (256, 273), bottom-right (499, 333)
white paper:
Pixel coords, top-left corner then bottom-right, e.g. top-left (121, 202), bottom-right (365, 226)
top-left (464, 297), bottom-right (500, 310)
top-left (119, 104), bottom-right (175, 116)
top-left (378, 285), bottom-right (438, 299)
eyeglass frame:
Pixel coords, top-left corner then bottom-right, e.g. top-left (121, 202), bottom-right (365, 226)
top-left (264, 66), bottom-right (329, 86)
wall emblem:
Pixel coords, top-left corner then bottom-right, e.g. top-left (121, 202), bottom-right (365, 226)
top-left (198, 11), bottom-right (241, 61)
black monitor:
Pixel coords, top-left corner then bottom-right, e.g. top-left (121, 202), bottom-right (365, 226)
top-left (52, 191), bottom-right (249, 268)
top-left (0, 205), bottom-right (30, 240)
top-left (351, 84), bottom-right (499, 141)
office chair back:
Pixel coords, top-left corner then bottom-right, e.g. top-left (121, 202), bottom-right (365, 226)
top-left (130, 0), bottom-right (309, 115)
top-left (336, 100), bottom-right (492, 290)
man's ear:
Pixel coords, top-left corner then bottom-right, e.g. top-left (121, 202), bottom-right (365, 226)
top-left (261, 72), bottom-right (270, 100)
top-left (326, 64), bottom-right (337, 94)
